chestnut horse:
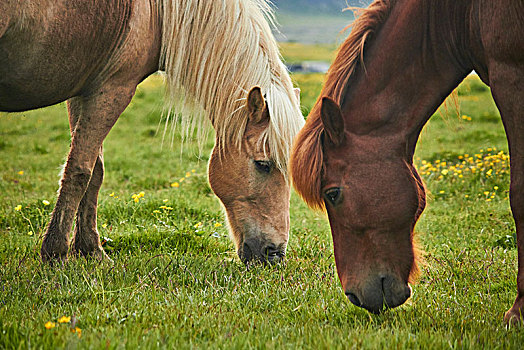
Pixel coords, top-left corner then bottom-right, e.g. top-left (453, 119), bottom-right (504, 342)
top-left (290, 0), bottom-right (523, 323)
top-left (0, 0), bottom-right (303, 264)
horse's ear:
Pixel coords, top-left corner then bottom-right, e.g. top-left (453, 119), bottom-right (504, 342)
top-left (294, 88), bottom-right (301, 106)
top-left (320, 97), bottom-right (345, 146)
top-left (247, 86), bottom-right (268, 124)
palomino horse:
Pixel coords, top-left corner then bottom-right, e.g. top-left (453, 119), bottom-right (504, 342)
top-left (0, 0), bottom-right (303, 264)
top-left (290, 0), bottom-right (523, 323)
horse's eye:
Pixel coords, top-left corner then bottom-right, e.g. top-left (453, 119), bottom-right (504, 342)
top-left (254, 160), bottom-right (272, 174)
top-left (324, 188), bottom-right (342, 205)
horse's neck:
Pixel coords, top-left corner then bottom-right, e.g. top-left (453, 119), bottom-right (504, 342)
top-left (341, 0), bottom-right (474, 148)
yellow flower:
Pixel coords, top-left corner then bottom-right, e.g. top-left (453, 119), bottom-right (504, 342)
top-left (194, 222), bottom-right (203, 228)
top-left (439, 190), bottom-right (445, 194)
top-left (138, 191), bottom-right (145, 198)
top-left (71, 327), bottom-right (82, 338)
top-left (483, 191), bottom-right (490, 196)
top-left (494, 186), bottom-right (499, 190)
top-left (134, 197), bottom-right (139, 203)
top-left (102, 224), bottom-right (107, 229)
top-left (44, 321), bottom-right (56, 329)
top-left (14, 205), bottom-right (22, 211)
top-left (28, 231), bottom-right (34, 236)
top-left (58, 316), bottom-right (71, 323)
top-left (163, 199), bottom-right (169, 203)
top-left (109, 192), bottom-right (115, 197)
top-left (191, 169), bottom-right (196, 173)
top-left (42, 200), bottom-right (50, 206)
top-left (185, 172), bottom-right (191, 177)
top-left (18, 170), bottom-right (24, 175)
top-left (153, 210), bottom-right (161, 214)
top-left (171, 182), bottom-right (179, 188)
top-left (214, 223), bottom-right (223, 228)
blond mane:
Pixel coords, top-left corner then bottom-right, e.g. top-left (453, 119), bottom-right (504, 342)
top-left (160, 0), bottom-right (304, 174)
top-left (290, 0), bottom-right (393, 209)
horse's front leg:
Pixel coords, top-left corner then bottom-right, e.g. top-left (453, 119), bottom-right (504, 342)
top-left (41, 86), bottom-right (136, 262)
top-left (65, 98), bottom-right (111, 261)
top-left (504, 153), bottom-right (524, 325)
top-left (70, 147), bottom-right (111, 261)
top-left (489, 63), bottom-right (524, 324)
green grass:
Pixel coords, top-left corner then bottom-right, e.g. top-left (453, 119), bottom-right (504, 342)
top-left (1, 44), bottom-right (523, 348)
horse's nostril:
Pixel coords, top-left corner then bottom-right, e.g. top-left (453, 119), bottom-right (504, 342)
top-left (263, 244), bottom-right (280, 257)
top-left (345, 292), bottom-right (362, 307)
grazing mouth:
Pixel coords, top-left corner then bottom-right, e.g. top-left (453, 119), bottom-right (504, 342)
top-left (238, 242), bottom-right (286, 265)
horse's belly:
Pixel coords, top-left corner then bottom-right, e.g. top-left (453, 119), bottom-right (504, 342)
top-left (0, 60), bottom-right (80, 112)
top-left (0, 32), bottom-right (92, 112)
top-left (0, 0), bottom-right (136, 112)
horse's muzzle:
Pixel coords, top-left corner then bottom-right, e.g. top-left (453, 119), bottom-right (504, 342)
top-left (239, 239), bottom-right (284, 264)
top-left (345, 275), bottom-right (411, 314)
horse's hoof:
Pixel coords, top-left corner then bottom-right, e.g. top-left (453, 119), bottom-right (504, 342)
top-left (504, 308), bottom-right (522, 327)
top-left (95, 248), bottom-right (114, 265)
top-left (73, 245), bottom-right (113, 264)
top-left (41, 239), bottom-right (69, 263)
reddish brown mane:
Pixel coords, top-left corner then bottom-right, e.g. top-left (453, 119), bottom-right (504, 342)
top-left (290, 0), bottom-right (394, 210)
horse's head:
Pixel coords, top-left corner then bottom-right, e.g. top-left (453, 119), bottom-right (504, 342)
top-left (291, 97), bottom-right (424, 313)
top-left (209, 86), bottom-right (301, 264)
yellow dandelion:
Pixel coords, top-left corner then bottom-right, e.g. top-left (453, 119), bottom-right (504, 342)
top-left (44, 321), bottom-right (56, 329)
top-left (28, 231), bottom-right (34, 236)
top-left (194, 222), bottom-right (203, 228)
top-left (42, 200), bottom-right (50, 206)
top-left (134, 197), bottom-right (139, 203)
top-left (138, 191), bottom-right (145, 198)
top-left (191, 169), bottom-right (196, 173)
top-left (179, 178), bottom-right (185, 182)
top-left (102, 224), bottom-right (107, 229)
top-left (483, 191), bottom-right (490, 196)
top-left (14, 205), bottom-right (22, 211)
top-left (214, 223), bottom-right (223, 228)
top-left (441, 169), bottom-right (449, 175)
top-left (494, 186), bottom-right (499, 190)
top-left (439, 190), bottom-right (445, 194)
top-left (185, 172), bottom-right (191, 177)
top-left (171, 182), bottom-right (179, 188)
top-left (71, 327), bottom-right (82, 338)
top-left (163, 199), bottom-right (169, 202)
top-left (153, 210), bottom-right (161, 214)
top-left (109, 192), bottom-right (115, 197)
top-left (18, 170), bottom-right (24, 175)
top-left (58, 316), bottom-right (71, 323)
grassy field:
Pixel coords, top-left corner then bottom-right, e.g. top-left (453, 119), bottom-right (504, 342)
top-left (1, 43), bottom-right (523, 348)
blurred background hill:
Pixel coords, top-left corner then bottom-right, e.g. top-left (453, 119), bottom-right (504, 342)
top-left (272, 0), bottom-right (372, 44)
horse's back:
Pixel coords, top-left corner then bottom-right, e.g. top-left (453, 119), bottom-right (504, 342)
top-left (0, 0), bottom-right (160, 112)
